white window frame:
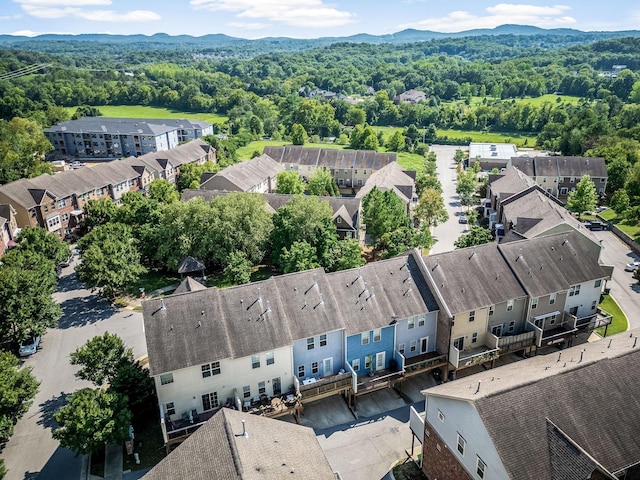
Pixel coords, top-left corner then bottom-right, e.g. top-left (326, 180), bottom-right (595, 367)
top-left (594, 279), bottom-right (602, 288)
top-left (531, 297), bottom-right (538, 309)
top-left (307, 337), bottom-right (315, 350)
top-left (549, 293), bottom-right (556, 305)
top-left (243, 385), bottom-right (251, 398)
top-left (410, 340), bottom-right (417, 352)
top-left (507, 300), bottom-right (514, 311)
top-left (488, 305), bottom-right (494, 316)
top-left (476, 456), bottom-right (487, 479)
top-left (165, 402), bottom-right (175, 416)
top-left (438, 410), bottom-right (445, 422)
top-left (361, 332), bottom-right (370, 345)
top-left (319, 334), bottom-right (327, 347)
top-left (160, 373), bottom-right (174, 385)
top-left (398, 343), bottom-right (405, 355)
top-left (469, 310), bottom-right (475, 322)
top-left (311, 361), bottom-right (319, 375)
top-left (251, 355), bottom-right (260, 369)
top-left (352, 358), bottom-right (360, 372)
top-left (472, 332), bottom-right (478, 344)
top-left (408, 318), bottom-right (415, 329)
top-left (457, 433), bottom-right (466, 456)
top-left (258, 381), bottom-right (266, 394)
top-left (373, 328), bottom-right (382, 342)
top-left (418, 316), bottom-right (425, 327)
top-left (298, 365), bottom-right (305, 378)
top-left (266, 352), bottom-right (274, 365)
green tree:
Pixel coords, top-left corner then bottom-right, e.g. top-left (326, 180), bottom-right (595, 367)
top-left (414, 188), bottom-right (449, 227)
top-left (567, 175), bottom-right (598, 219)
top-left (456, 169), bottom-right (477, 208)
top-left (176, 161), bottom-right (216, 192)
top-left (53, 388), bottom-right (132, 456)
top-left (280, 240), bottom-right (321, 274)
top-left (386, 130), bottom-right (405, 152)
top-left (82, 198), bottom-right (119, 231)
top-left (610, 189), bottom-right (630, 215)
top-left (14, 226), bottom-right (69, 264)
top-left (0, 117), bottom-right (53, 184)
top-left (270, 196), bottom-right (337, 271)
top-left (223, 251), bottom-right (253, 285)
top-left (147, 178), bottom-right (179, 204)
top-left (76, 223), bottom-right (147, 299)
top-left (362, 187), bottom-right (410, 245)
top-left (328, 238), bottom-right (365, 272)
top-left (307, 168), bottom-right (339, 196)
top-left (291, 123), bottom-right (308, 145)
top-left (71, 106), bottom-right (103, 119)
top-left (275, 170), bottom-right (306, 194)
top-left (0, 249), bottom-right (61, 345)
top-left (108, 359), bottom-right (154, 416)
top-left (454, 226), bottom-right (494, 249)
top-left (70, 333), bottom-right (134, 386)
top-left (379, 225), bottom-right (434, 259)
top-left (0, 352), bottom-right (39, 442)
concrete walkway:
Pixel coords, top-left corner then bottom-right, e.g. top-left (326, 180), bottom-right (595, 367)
top-left (104, 444), bottom-right (123, 480)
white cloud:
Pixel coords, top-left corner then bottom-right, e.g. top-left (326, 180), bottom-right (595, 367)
top-left (19, 4), bottom-right (160, 22)
top-left (227, 21), bottom-right (267, 30)
top-left (397, 3), bottom-right (576, 32)
top-left (191, 0), bottom-right (356, 28)
top-left (14, 0), bottom-right (111, 5)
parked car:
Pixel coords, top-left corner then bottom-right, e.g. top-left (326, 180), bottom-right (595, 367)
top-left (58, 253), bottom-right (74, 268)
top-left (584, 220), bottom-right (608, 231)
top-left (19, 336), bottom-right (41, 357)
top-left (624, 261), bottom-right (640, 272)
top-left (458, 214), bottom-right (468, 224)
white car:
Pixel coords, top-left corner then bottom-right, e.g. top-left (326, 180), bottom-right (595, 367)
top-left (624, 261), bottom-right (640, 272)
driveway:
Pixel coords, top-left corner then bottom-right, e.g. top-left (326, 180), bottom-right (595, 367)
top-left (429, 145), bottom-right (469, 254)
top-left (1, 263), bottom-right (147, 480)
top-left (592, 230), bottom-right (640, 328)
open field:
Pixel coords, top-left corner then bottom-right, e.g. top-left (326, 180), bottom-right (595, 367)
top-left (64, 105), bottom-right (228, 125)
top-left (599, 209), bottom-right (640, 241)
top-left (469, 94), bottom-right (583, 107)
top-left (372, 126), bottom-right (537, 147)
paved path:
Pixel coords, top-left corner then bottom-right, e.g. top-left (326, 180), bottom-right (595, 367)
top-left (1, 262), bottom-right (147, 480)
top-left (429, 145), bottom-right (469, 254)
top-left (104, 444), bottom-right (123, 480)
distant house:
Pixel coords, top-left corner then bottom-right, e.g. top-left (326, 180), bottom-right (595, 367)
top-left (263, 146), bottom-right (396, 192)
top-left (0, 204), bottom-right (17, 256)
top-left (199, 154), bottom-right (283, 193)
top-left (355, 162), bottom-right (417, 215)
top-left (510, 156), bottom-right (607, 199)
top-left (45, 117), bottom-right (213, 160)
top-left (142, 408), bottom-right (336, 478)
top-left (417, 330), bottom-right (640, 480)
top-left (394, 89), bottom-right (427, 104)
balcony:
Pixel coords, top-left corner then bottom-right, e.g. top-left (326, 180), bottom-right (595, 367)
top-left (528, 318), bottom-right (576, 348)
top-left (568, 308), bottom-right (613, 331)
top-left (402, 351), bottom-right (448, 377)
top-left (449, 333), bottom-right (500, 370)
top-left (163, 407), bottom-right (220, 449)
top-left (356, 368), bottom-right (404, 395)
top-left (297, 371), bottom-right (353, 403)
top-left (496, 331), bottom-right (536, 353)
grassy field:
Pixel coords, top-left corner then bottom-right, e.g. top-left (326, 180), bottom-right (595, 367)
top-left (371, 125), bottom-right (537, 147)
top-left (598, 210), bottom-right (640, 241)
top-left (469, 94), bottom-right (582, 107)
top-left (64, 105), bottom-right (228, 125)
top-left (596, 294), bottom-right (628, 337)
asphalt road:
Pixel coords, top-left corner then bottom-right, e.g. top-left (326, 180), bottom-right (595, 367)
top-left (429, 145), bottom-right (469, 254)
top-left (2, 261), bottom-right (147, 480)
top-left (592, 230), bottom-right (640, 328)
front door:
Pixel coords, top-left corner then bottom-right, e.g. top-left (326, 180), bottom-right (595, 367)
top-left (322, 357), bottom-right (333, 377)
top-left (491, 324), bottom-right (503, 337)
top-left (375, 352), bottom-right (385, 371)
top-left (420, 337), bottom-right (429, 354)
top-left (453, 336), bottom-right (464, 350)
top-left (272, 377), bottom-right (281, 396)
top-left (569, 306), bottom-right (578, 316)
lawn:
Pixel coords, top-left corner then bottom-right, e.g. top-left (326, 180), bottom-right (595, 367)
top-left (372, 125), bottom-right (537, 147)
top-left (597, 210), bottom-right (640, 241)
top-left (596, 294), bottom-right (628, 337)
top-left (64, 105), bottom-right (228, 125)
top-left (128, 270), bottom-right (181, 297)
top-left (469, 94), bottom-right (582, 107)
top-left (392, 458), bottom-right (427, 480)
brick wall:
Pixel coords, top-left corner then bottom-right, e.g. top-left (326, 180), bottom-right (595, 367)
top-left (422, 421), bottom-right (473, 480)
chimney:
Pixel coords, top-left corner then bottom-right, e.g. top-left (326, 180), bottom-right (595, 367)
top-left (475, 380), bottom-right (481, 394)
top-left (160, 299), bottom-right (166, 311)
top-left (241, 419), bottom-right (248, 438)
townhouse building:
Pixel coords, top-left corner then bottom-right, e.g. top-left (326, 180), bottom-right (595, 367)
top-left (199, 154), bottom-right (283, 193)
top-left (355, 161), bottom-right (418, 215)
top-left (45, 117), bottom-right (213, 161)
top-left (510, 156), bottom-right (608, 200)
top-left (416, 331), bottom-right (640, 480)
top-left (263, 146), bottom-right (396, 193)
top-left (0, 204), bottom-right (18, 256)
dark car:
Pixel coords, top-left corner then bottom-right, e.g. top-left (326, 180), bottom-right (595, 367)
top-left (584, 220), bottom-right (608, 231)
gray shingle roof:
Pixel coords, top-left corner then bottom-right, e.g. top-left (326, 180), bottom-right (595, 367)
top-left (489, 166), bottom-right (538, 202)
top-left (200, 154), bottom-right (283, 191)
top-left (530, 156), bottom-right (607, 178)
top-left (422, 243), bottom-right (527, 315)
top-left (142, 407), bottom-right (335, 480)
top-left (424, 330), bottom-right (640, 480)
top-left (45, 117), bottom-right (211, 137)
top-left (143, 252), bottom-right (438, 375)
top-left (355, 162), bottom-right (415, 203)
top-left (263, 146), bottom-right (396, 170)
top-left (497, 231), bottom-right (608, 298)
top-left (173, 276), bottom-right (206, 294)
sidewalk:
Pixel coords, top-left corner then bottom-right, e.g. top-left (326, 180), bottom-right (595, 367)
top-left (104, 444), bottom-right (122, 480)
top-left (124, 284), bottom-right (179, 311)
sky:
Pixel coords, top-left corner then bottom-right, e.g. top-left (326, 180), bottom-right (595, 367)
top-left (2, 1), bottom-right (640, 39)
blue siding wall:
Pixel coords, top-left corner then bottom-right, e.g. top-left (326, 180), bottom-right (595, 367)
top-left (395, 312), bottom-right (438, 358)
top-left (346, 325), bottom-right (395, 375)
top-left (293, 329), bottom-right (344, 380)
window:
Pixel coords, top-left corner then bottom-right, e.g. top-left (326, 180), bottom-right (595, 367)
top-left (534, 317), bottom-right (544, 328)
top-left (273, 377), bottom-right (281, 396)
top-left (336, 217), bottom-right (342, 223)
top-left (364, 356), bottom-right (372, 370)
top-left (357, 179), bottom-right (363, 186)
top-left (570, 177), bottom-right (575, 183)
top-left (243, 385), bottom-right (251, 398)
top-left (531, 297), bottom-right (538, 309)
top-left (311, 362), bottom-right (319, 374)
top-left (61, 213), bottom-right (69, 222)
top-left (408, 318), bottom-right (415, 329)
top-left (457, 433), bottom-right (466, 456)
top-left (373, 328), bottom-right (382, 342)
top-left (352, 358), bottom-right (360, 372)
top-left (361, 332), bottom-right (370, 345)
top-left (472, 332), bottom-right (478, 344)
top-left (560, 187), bottom-right (568, 195)
top-left (201, 364), bottom-right (211, 378)
top-left (488, 305), bottom-right (494, 316)
top-left (202, 391), bottom-right (218, 410)
top-left (591, 300), bottom-right (597, 311)
top-left (251, 355), bottom-right (260, 369)
top-left (307, 337), bottom-right (315, 350)
top-left (418, 317), bottom-right (425, 327)
top-left (266, 352), bottom-right (274, 365)
top-left (507, 300), bottom-right (514, 311)
top-left (320, 334), bottom-right (327, 347)
top-left (569, 284), bottom-right (581, 296)
top-left (398, 343), bottom-right (405, 355)
top-left (476, 457), bottom-right (487, 479)
top-left (258, 382), bottom-right (266, 394)
top-left (410, 340), bottom-right (417, 352)
top-left (594, 279), bottom-right (602, 288)
top-left (549, 314), bottom-right (557, 325)
top-left (165, 402), bottom-right (175, 416)
top-left (97, 188), bottom-right (103, 196)
top-left (549, 293), bottom-right (556, 305)
top-left (160, 373), bottom-right (174, 385)
top-left (298, 365), bottom-right (305, 378)
top-left (438, 410), bottom-right (445, 422)
top-left (57, 199), bottom-right (66, 208)
top-left (469, 310), bottom-right (475, 322)
top-left (509, 321), bottom-right (515, 332)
